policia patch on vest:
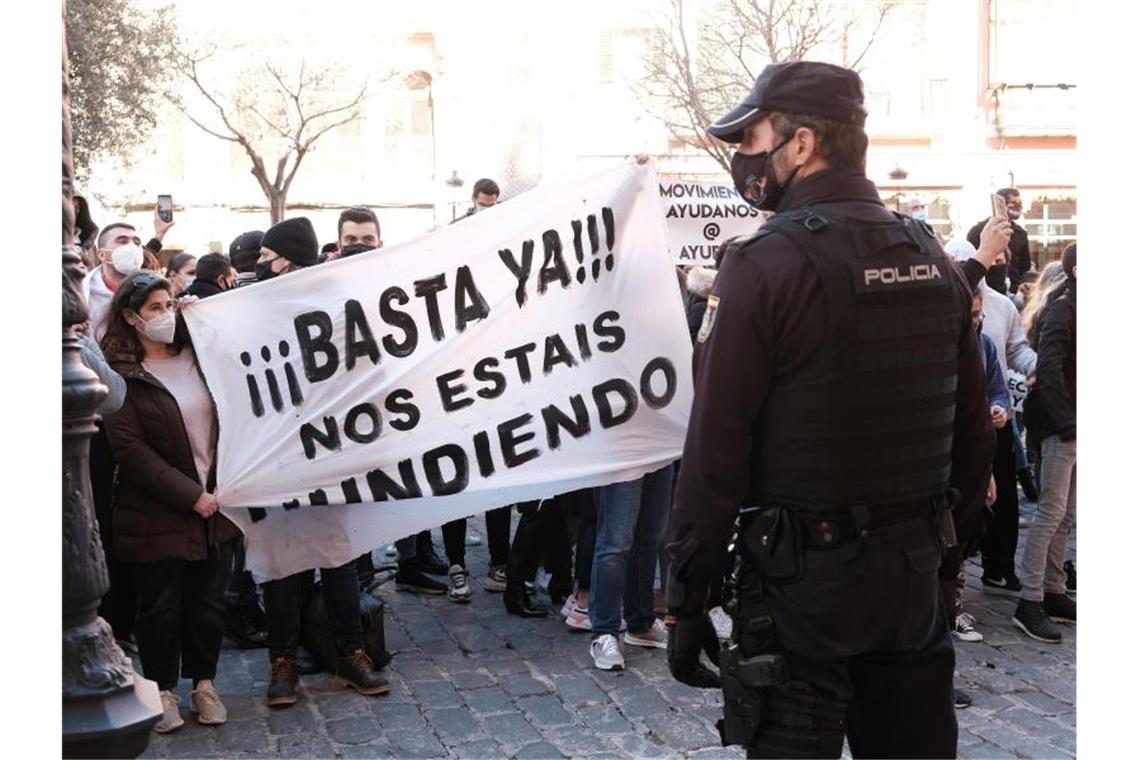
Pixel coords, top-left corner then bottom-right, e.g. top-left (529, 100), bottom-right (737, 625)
top-left (853, 261), bottom-right (948, 293)
top-left (697, 295), bottom-right (720, 343)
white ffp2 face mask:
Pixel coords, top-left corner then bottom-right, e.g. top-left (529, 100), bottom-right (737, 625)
top-left (134, 309), bottom-right (176, 344)
top-left (111, 244), bottom-right (145, 275)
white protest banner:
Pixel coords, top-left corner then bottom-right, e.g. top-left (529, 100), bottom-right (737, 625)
top-left (1007, 369), bottom-right (1028, 413)
top-left (658, 180), bottom-right (762, 264)
top-left (185, 163), bottom-right (694, 582)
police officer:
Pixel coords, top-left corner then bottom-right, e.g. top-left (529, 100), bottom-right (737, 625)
top-left (663, 61), bottom-right (995, 758)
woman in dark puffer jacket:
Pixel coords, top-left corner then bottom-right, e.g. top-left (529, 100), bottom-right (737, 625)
top-left (100, 271), bottom-right (240, 733)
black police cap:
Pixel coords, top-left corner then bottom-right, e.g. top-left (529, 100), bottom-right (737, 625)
top-left (707, 61), bottom-right (866, 144)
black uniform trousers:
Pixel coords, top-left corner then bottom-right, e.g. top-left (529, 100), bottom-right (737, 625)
top-left (980, 424), bottom-right (1019, 580)
top-left (131, 538), bottom-right (236, 691)
top-left (738, 516), bottom-right (956, 759)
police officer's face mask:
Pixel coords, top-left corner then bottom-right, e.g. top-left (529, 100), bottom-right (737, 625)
top-left (730, 135), bottom-right (797, 212)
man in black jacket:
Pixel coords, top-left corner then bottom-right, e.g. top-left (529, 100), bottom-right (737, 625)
top-left (664, 61), bottom-right (994, 758)
top-left (967, 188), bottom-right (1032, 293)
top-left (183, 253), bottom-right (236, 299)
top-left (1015, 244), bottom-right (1077, 643)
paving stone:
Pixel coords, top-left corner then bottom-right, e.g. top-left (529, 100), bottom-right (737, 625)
top-left (543, 724), bottom-right (612, 756)
top-left (643, 712), bottom-right (719, 751)
top-left (501, 673), bottom-right (553, 698)
top-left (456, 739), bottom-right (505, 759)
top-left (266, 704), bottom-right (318, 734)
top-left (482, 653), bottom-right (533, 676)
top-left (482, 713), bottom-right (544, 748)
top-left (513, 740), bottom-right (568, 759)
top-left (404, 620), bottom-right (449, 643)
top-left (958, 740), bottom-right (1018, 760)
top-left (316, 689), bottom-right (377, 719)
top-left (215, 719), bottom-right (271, 753)
top-left (517, 694), bottom-right (576, 727)
top-left (688, 747), bottom-right (747, 759)
top-left (162, 733), bottom-right (214, 758)
top-left (275, 733), bottom-right (336, 758)
top-left (1038, 677), bottom-right (1076, 703)
top-left (609, 685), bottom-right (670, 719)
top-left (425, 707), bottom-right (483, 743)
top-left (385, 728), bottom-right (448, 758)
top-left (219, 695), bottom-right (266, 723)
top-left (408, 680), bottom-right (464, 708)
top-left (326, 715), bottom-right (383, 745)
top-left (605, 731), bottom-right (669, 758)
top-left (391, 661), bottom-right (446, 682)
top-left (448, 669), bottom-right (497, 690)
top-left (970, 722), bottom-right (1038, 754)
top-left (333, 742), bottom-right (398, 759)
top-left (550, 674), bottom-right (608, 707)
top-left (576, 704), bottom-right (634, 735)
top-left (1013, 690), bottom-right (1073, 716)
top-left (963, 668), bottom-right (1033, 694)
top-left (463, 685), bottom-right (516, 715)
top-left (371, 701), bottom-right (427, 730)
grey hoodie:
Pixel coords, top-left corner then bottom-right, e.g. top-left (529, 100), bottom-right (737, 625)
top-left (980, 282), bottom-right (1036, 376)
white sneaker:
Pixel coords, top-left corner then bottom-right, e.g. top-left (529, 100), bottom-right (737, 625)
top-left (385, 544), bottom-right (397, 557)
top-left (189, 679), bottom-right (227, 725)
top-left (448, 564), bottom-right (472, 604)
top-left (153, 690), bottom-right (184, 733)
top-left (590, 634), bottom-right (625, 670)
top-left (559, 595), bottom-right (576, 618)
top-left (623, 619), bottom-right (668, 649)
top-left (565, 604), bottom-right (592, 631)
top-left (709, 606), bottom-right (734, 641)
top-left (953, 611), bottom-right (984, 642)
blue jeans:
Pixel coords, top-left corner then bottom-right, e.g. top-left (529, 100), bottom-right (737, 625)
top-left (590, 465), bottom-right (674, 638)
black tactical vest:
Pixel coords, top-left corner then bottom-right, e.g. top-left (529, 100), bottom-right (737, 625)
top-left (751, 208), bottom-right (964, 513)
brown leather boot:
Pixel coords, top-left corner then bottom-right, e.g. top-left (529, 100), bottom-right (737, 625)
top-left (267, 653), bottom-right (300, 707)
top-left (336, 646), bottom-right (390, 696)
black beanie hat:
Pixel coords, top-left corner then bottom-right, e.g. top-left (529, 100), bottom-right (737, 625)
top-left (262, 217), bottom-right (319, 268)
top-left (1062, 243), bottom-right (1076, 278)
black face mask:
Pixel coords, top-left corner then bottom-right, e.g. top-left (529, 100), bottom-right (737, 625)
top-left (340, 243), bottom-right (373, 258)
top-left (985, 263), bottom-right (1009, 293)
top-left (255, 260), bottom-right (279, 282)
top-left (730, 135), bottom-right (798, 212)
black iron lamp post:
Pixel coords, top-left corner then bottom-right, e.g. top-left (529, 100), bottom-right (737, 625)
top-left (61, 4), bottom-right (162, 756)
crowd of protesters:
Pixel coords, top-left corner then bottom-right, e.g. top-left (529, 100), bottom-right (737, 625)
top-left (74, 179), bottom-right (1075, 733)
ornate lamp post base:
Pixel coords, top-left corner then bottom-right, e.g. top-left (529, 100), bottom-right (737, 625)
top-left (64, 657), bottom-right (162, 759)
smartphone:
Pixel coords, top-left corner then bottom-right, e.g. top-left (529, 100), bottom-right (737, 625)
top-left (157, 194), bottom-right (174, 223)
top-left (989, 192), bottom-right (1007, 219)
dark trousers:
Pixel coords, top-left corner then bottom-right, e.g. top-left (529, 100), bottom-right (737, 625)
top-left (507, 498), bottom-right (573, 599)
top-left (442, 518), bottom-right (467, 568)
top-left (981, 424), bottom-right (1019, 579)
top-left (442, 509), bottom-right (512, 569)
top-left (485, 506), bottom-right (512, 567)
top-left (263, 561), bottom-right (363, 656)
top-left (224, 538), bottom-right (258, 607)
top-left (573, 498), bottom-right (596, 592)
top-left (739, 516), bottom-right (956, 759)
top-left (131, 539), bottom-right (236, 691)
top-left (92, 425), bottom-right (137, 641)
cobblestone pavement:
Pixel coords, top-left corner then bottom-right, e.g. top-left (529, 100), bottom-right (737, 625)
top-left (140, 505), bottom-right (1075, 759)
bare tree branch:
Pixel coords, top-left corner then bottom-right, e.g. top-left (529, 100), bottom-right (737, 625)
top-left (634, 0), bottom-right (895, 171)
top-left (174, 48), bottom-right (373, 223)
